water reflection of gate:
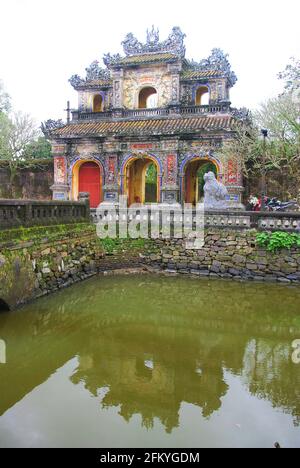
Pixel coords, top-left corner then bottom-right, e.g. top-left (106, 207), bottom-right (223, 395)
top-left (0, 278), bottom-right (300, 430)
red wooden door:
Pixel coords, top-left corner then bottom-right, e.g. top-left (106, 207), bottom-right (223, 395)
top-left (78, 162), bottom-right (101, 208)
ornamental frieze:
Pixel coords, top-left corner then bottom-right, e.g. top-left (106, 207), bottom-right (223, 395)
top-left (178, 151), bottom-right (216, 165)
top-left (103, 141), bottom-right (120, 152)
top-left (162, 140), bottom-right (179, 151)
top-left (73, 143), bottom-right (100, 157)
top-left (179, 140), bottom-right (222, 152)
top-left (52, 144), bottom-right (67, 156)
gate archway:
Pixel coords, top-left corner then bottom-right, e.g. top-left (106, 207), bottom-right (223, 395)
top-left (72, 160), bottom-right (103, 208)
top-left (122, 156), bottom-right (161, 205)
top-left (182, 157), bottom-right (220, 205)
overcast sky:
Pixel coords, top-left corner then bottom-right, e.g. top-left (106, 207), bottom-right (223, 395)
top-left (0, 0), bottom-right (299, 124)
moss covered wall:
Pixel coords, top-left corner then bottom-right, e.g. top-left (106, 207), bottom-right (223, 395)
top-left (0, 224), bottom-right (155, 309)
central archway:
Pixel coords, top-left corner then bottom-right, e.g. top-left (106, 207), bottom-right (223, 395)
top-left (184, 159), bottom-right (218, 205)
top-left (138, 87), bottom-right (158, 109)
top-left (123, 156), bottom-right (160, 205)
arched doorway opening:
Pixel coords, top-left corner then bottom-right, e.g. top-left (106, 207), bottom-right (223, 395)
top-left (195, 86), bottom-right (209, 106)
top-left (72, 161), bottom-right (103, 208)
top-left (184, 159), bottom-right (218, 205)
top-left (145, 163), bottom-right (158, 203)
top-left (93, 94), bottom-right (103, 112)
top-left (138, 87), bottom-right (158, 109)
top-left (124, 157), bottom-right (159, 205)
top-left (0, 298), bottom-right (10, 312)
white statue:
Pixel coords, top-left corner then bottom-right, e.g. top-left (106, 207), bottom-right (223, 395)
top-left (203, 171), bottom-right (229, 210)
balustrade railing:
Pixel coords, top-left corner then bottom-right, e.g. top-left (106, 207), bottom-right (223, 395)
top-left (72, 110), bottom-right (113, 121)
top-left (0, 200), bottom-right (90, 230)
top-left (90, 207), bottom-right (300, 233)
top-left (122, 108), bottom-right (170, 119)
top-left (71, 104), bottom-right (231, 122)
top-left (180, 104), bottom-right (229, 115)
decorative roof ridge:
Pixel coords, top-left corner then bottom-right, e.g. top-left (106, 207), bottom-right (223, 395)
top-left (185, 48), bottom-right (237, 85)
top-left (69, 60), bottom-right (111, 90)
top-left (230, 107), bottom-right (251, 123)
top-left (74, 79), bottom-right (113, 90)
top-left (103, 26), bottom-right (186, 67)
top-left (41, 119), bottom-right (65, 137)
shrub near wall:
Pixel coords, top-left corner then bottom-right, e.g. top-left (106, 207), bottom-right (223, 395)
top-left (145, 229), bottom-right (300, 284)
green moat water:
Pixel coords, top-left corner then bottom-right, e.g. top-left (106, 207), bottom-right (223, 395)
top-left (0, 275), bottom-right (300, 448)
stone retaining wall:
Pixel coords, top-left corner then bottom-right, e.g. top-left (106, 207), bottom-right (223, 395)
top-left (0, 225), bottom-right (152, 309)
top-left (1, 225), bottom-right (300, 310)
top-left (144, 229), bottom-right (300, 284)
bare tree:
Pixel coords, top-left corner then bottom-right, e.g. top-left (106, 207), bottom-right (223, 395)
top-left (0, 80), bottom-right (11, 113)
top-left (6, 112), bottom-right (40, 161)
top-left (0, 112), bottom-right (44, 197)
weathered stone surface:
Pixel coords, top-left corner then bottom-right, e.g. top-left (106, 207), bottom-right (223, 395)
top-left (229, 268), bottom-right (241, 276)
top-left (145, 228), bottom-right (300, 285)
top-left (1, 226), bottom-right (157, 309)
top-left (232, 254), bottom-right (246, 264)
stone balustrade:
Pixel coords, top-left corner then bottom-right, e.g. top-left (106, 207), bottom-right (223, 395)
top-left (71, 104), bottom-right (231, 122)
top-left (91, 207), bottom-right (300, 233)
top-left (205, 211), bottom-right (300, 231)
top-left (0, 199), bottom-right (90, 230)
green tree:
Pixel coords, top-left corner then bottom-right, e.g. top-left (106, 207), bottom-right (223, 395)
top-left (23, 136), bottom-right (51, 159)
top-left (146, 163), bottom-right (157, 184)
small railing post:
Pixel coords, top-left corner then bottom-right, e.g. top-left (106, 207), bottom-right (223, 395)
top-left (78, 192), bottom-right (90, 221)
top-left (24, 202), bottom-right (33, 227)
